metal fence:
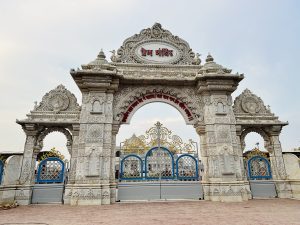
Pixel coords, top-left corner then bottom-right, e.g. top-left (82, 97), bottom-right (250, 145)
top-left (120, 146), bottom-right (199, 181)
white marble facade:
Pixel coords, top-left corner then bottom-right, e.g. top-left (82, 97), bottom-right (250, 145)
top-left (1, 23), bottom-right (293, 205)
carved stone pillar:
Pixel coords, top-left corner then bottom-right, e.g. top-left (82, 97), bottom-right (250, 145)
top-left (68, 124), bottom-right (80, 183)
top-left (66, 88), bottom-right (117, 205)
top-left (195, 124), bottom-right (208, 181)
top-left (235, 125), bottom-right (249, 182)
top-left (268, 126), bottom-right (292, 198)
top-left (16, 124), bottom-right (40, 205)
top-left (63, 124), bottom-right (79, 204)
top-left (196, 64), bottom-right (247, 202)
top-left (109, 123), bottom-right (119, 204)
top-left (200, 94), bottom-right (247, 201)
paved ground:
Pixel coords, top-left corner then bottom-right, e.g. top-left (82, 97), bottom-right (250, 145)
top-left (0, 199), bottom-right (300, 225)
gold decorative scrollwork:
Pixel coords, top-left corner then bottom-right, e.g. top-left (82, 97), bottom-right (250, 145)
top-left (121, 122), bottom-right (197, 154)
top-left (244, 147), bottom-right (269, 160)
top-left (37, 147), bottom-right (65, 162)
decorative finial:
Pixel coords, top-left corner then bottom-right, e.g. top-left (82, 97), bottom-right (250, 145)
top-left (110, 50), bottom-right (116, 62)
top-left (152, 22), bottom-right (162, 29)
top-left (97, 49), bottom-right (106, 59)
top-left (206, 53), bottom-right (214, 62)
top-left (34, 101), bottom-right (38, 110)
top-left (155, 121), bottom-right (163, 128)
top-left (193, 53), bottom-right (201, 65)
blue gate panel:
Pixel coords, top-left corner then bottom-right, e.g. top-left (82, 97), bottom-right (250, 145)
top-left (36, 157), bottom-right (65, 183)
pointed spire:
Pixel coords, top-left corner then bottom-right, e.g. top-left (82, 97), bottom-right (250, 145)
top-left (206, 53), bottom-right (214, 62)
top-left (88, 48), bottom-right (108, 65)
top-left (97, 49), bottom-right (106, 59)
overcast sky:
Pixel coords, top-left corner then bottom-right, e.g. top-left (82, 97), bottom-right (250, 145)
top-left (1, 0), bottom-right (299, 158)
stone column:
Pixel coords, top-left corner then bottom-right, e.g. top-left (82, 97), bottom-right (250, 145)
top-left (63, 124), bottom-right (80, 204)
top-left (109, 124), bottom-right (119, 204)
top-left (196, 64), bottom-right (247, 202)
top-left (235, 125), bottom-right (248, 181)
top-left (235, 125), bottom-right (252, 199)
top-left (195, 124), bottom-right (208, 182)
top-left (68, 91), bottom-right (116, 205)
top-left (15, 124), bottom-right (40, 205)
top-left (200, 94), bottom-right (247, 202)
top-left (101, 123), bottom-right (112, 205)
top-left (268, 126), bottom-right (292, 198)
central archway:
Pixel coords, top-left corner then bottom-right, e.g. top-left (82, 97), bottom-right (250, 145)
top-left (121, 92), bottom-right (195, 124)
top-left (115, 100), bottom-right (203, 201)
top-left (113, 86), bottom-right (204, 126)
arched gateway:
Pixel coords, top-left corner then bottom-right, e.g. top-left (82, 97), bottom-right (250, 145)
top-left (12, 23), bottom-right (292, 205)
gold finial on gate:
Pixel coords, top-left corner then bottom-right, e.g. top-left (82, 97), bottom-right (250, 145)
top-left (154, 121), bottom-right (163, 129)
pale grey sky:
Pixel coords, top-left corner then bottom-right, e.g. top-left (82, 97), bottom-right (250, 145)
top-left (1, 0), bottom-right (299, 158)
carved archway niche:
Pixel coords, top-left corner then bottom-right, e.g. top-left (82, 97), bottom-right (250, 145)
top-left (240, 127), bottom-right (272, 153)
top-left (36, 127), bottom-right (73, 155)
top-left (113, 87), bottom-right (204, 126)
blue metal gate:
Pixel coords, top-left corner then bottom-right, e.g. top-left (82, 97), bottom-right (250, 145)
top-left (32, 157), bottom-right (66, 204)
top-left (120, 147), bottom-right (198, 181)
top-left (0, 160), bottom-right (4, 185)
top-left (248, 155), bottom-right (272, 180)
top-left (118, 146), bottom-right (202, 201)
top-left (246, 155), bottom-right (277, 198)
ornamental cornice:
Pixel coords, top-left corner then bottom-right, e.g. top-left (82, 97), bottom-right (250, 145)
top-left (235, 119), bottom-right (288, 126)
top-left (71, 72), bottom-right (119, 92)
top-left (196, 73), bottom-right (244, 94)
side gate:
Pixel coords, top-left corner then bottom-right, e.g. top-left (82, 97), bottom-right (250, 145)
top-left (31, 157), bottom-right (66, 204)
top-left (247, 155), bottom-right (277, 198)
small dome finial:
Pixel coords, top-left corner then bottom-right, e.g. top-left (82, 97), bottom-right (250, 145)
top-left (98, 49), bottom-right (106, 59)
top-left (206, 53), bottom-right (214, 62)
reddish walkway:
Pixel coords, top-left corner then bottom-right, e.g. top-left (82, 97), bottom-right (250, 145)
top-left (0, 199), bottom-right (300, 225)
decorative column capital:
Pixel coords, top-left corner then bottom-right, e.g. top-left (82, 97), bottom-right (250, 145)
top-left (112, 123), bottom-right (120, 135)
top-left (21, 123), bottom-right (41, 136)
top-left (196, 74), bottom-right (244, 95)
top-left (235, 125), bottom-right (242, 136)
top-left (33, 145), bottom-right (42, 156)
top-left (72, 124), bottom-right (80, 136)
top-left (194, 123), bottom-right (206, 135)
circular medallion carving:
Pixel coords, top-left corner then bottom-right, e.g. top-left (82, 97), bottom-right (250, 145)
top-left (48, 93), bottom-right (69, 111)
top-left (241, 97), bottom-right (260, 114)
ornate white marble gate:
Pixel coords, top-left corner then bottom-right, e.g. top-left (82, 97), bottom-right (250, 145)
top-left (10, 23), bottom-right (292, 205)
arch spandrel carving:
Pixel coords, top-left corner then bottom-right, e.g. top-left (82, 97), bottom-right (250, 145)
top-left (233, 89), bottom-right (271, 115)
top-left (113, 85), bottom-right (204, 125)
top-left (17, 85), bottom-right (81, 124)
top-left (34, 85), bottom-right (80, 113)
top-left (233, 89), bottom-right (288, 128)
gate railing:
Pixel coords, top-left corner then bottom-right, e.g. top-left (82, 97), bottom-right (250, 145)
top-left (36, 157), bottom-right (65, 183)
top-left (247, 155), bottom-right (272, 180)
top-left (120, 147), bottom-right (199, 181)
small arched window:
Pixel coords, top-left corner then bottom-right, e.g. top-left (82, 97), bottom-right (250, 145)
top-left (216, 102), bottom-right (226, 114)
top-left (92, 100), bottom-right (102, 113)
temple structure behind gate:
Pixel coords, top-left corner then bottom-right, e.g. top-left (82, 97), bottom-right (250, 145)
top-left (0, 23), bottom-right (295, 205)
